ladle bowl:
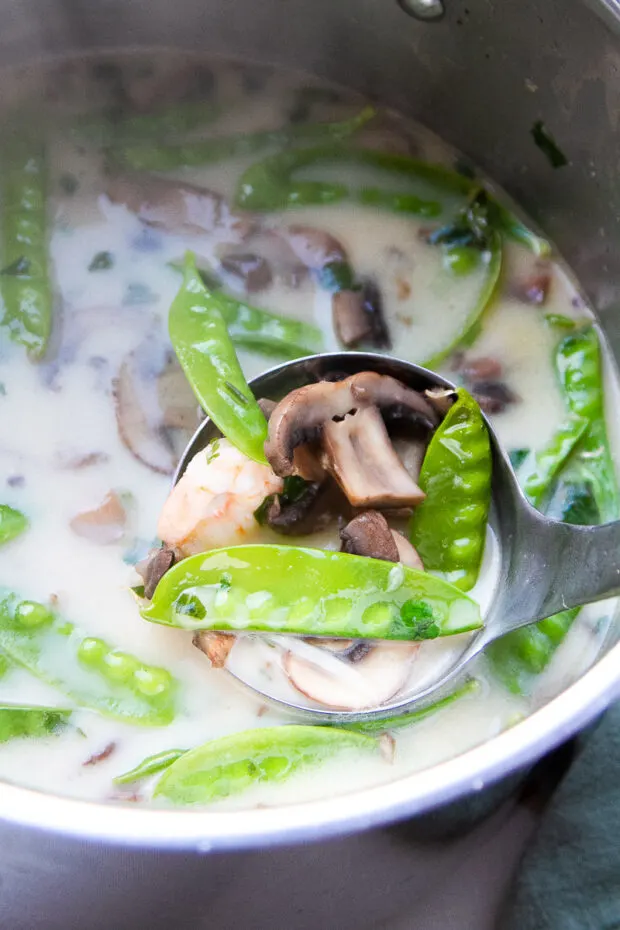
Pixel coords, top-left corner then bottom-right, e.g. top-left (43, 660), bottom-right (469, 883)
top-left (174, 351), bottom-right (620, 723)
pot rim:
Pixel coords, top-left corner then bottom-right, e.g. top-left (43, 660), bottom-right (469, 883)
top-left (1, 640), bottom-right (618, 849)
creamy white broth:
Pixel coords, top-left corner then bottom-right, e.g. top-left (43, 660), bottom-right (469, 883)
top-left (0, 51), bottom-right (615, 807)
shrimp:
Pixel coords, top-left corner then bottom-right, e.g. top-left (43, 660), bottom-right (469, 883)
top-left (157, 439), bottom-right (284, 557)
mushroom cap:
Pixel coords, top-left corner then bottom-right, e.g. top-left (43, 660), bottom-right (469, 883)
top-left (265, 371), bottom-right (438, 478)
top-left (340, 511), bottom-right (400, 562)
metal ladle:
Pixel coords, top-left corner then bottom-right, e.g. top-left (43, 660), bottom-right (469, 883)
top-left (174, 352), bottom-right (620, 723)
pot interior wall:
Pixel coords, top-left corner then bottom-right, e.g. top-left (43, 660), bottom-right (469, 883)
top-left (2, 0), bottom-right (620, 347)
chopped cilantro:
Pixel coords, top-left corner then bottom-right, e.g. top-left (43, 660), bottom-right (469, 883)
top-left (531, 121), bottom-right (568, 168)
top-left (88, 251), bottom-right (114, 272)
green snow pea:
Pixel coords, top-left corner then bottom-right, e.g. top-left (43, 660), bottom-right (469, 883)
top-left (487, 472), bottom-right (603, 695)
top-left (0, 139), bottom-right (53, 358)
top-left (517, 415), bottom-right (589, 509)
top-left (117, 105), bottom-right (376, 171)
top-left (154, 726), bottom-right (377, 805)
top-left (235, 144), bottom-right (470, 213)
top-left (421, 231), bottom-right (502, 369)
top-left (487, 608), bottom-right (579, 695)
top-left (0, 590), bottom-right (176, 725)
top-left (0, 703), bottom-right (71, 743)
top-left (555, 326), bottom-right (619, 522)
top-left (186, 268), bottom-right (323, 359)
top-left (169, 252), bottom-right (268, 464)
top-left (346, 678), bottom-right (480, 734)
top-left (409, 389), bottom-right (491, 591)
top-left (74, 100), bottom-right (221, 148)
top-left (0, 505), bottom-right (29, 545)
top-left (113, 748), bottom-right (188, 784)
top-left (141, 545), bottom-right (482, 640)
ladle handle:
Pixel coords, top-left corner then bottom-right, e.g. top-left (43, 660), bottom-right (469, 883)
top-left (500, 507), bottom-right (620, 635)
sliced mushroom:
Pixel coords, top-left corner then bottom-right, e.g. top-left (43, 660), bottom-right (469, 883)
top-left (70, 491), bottom-right (127, 545)
top-left (283, 641), bottom-right (419, 711)
top-left (340, 511), bottom-right (400, 562)
top-left (115, 341), bottom-right (199, 475)
top-left (332, 290), bottom-right (372, 347)
top-left (106, 173), bottom-right (252, 242)
top-left (469, 380), bottom-right (519, 414)
top-left (219, 253), bottom-right (273, 292)
top-left (391, 530), bottom-right (424, 570)
top-left (323, 406), bottom-right (426, 507)
top-left (193, 631), bottom-right (236, 669)
top-left (265, 371), bottom-right (437, 483)
top-left (136, 547), bottom-right (176, 600)
top-left (278, 225), bottom-right (348, 270)
top-left (261, 478), bottom-right (349, 536)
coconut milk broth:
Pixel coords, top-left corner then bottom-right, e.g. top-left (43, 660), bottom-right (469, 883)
top-left (0, 51), bottom-right (614, 807)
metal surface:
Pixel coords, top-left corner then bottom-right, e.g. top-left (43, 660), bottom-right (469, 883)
top-left (177, 351), bottom-right (620, 721)
top-left (1, 0), bottom-right (620, 926)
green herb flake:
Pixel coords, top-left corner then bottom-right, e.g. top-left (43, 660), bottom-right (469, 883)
top-left (58, 173), bottom-right (79, 195)
top-left (0, 256), bottom-right (31, 277)
top-left (531, 121), bottom-right (568, 169)
top-left (88, 251), bottom-right (114, 272)
top-left (509, 448), bottom-right (530, 470)
top-left (205, 438), bottom-right (221, 465)
top-left (173, 592), bottom-right (206, 620)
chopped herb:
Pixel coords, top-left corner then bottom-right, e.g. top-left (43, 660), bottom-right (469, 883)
top-left (88, 251), bottom-right (114, 272)
top-left (1, 256), bottom-right (31, 277)
top-left (131, 584), bottom-right (146, 599)
top-left (316, 260), bottom-right (357, 292)
top-left (58, 173), bottom-right (79, 195)
top-left (282, 475), bottom-right (309, 502)
top-left (531, 121), bottom-right (568, 169)
top-left (544, 313), bottom-right (577, 330)
top-left (173, 592), bottom-right (206, 620)
top-left (399, 600), bottom-right (440, 639)
top-left (509, 448), bottom-right (530, 470)
top-left (0, 383), bottom-right (6, 396)
top-left (205, 438), bottom-right (221, 465)
top-left (219, 573), bottom-right (232, 590)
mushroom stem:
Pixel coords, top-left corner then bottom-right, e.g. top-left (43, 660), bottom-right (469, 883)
top-left (323, 406), bottom-right (426, 508)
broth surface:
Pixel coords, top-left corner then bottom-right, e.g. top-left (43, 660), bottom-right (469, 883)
top-left (0, 51), bottom-right (615, 807)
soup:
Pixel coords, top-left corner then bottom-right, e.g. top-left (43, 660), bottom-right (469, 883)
top-left (0, 51), bottom-right (615, 808)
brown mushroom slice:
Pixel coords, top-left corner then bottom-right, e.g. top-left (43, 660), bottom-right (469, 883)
top-left (265, 371), bottom-right (438, 479)
top-left (136, 547), bottom-right (176, 600)
top-left (193, 631), bottom-right (236, 669)
top-left (70, 491), bottom-right (127, 545)
top-left (261, 477), bottom-right (350, 536)
top-left (219, 253), bottom-right (273, 293)
top-left (323, 406), bottom-right (426, 508)
top-left (278, 225), bottom-right (348, 270)
top-left (340, 511), bottom-right (400, 562)
top-left (115, 350), bottom-right (176, 475)
top-left (106, 173), bottom-right (252, 241)
top-left (115, 343), bottom-right (199, 475)
top-left (283, 641), bottom-right (419, 711)
top-left (390, 530), bottom-right (424, 570)
top-left (332, 290), bottom-right (372, 347)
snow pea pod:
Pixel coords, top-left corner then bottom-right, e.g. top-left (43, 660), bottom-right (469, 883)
top-left (409, 389), bottom-right (491, 591)
top-left (117, 105), bottom-right (376, 171)
top-left (141, 544), bottom-right (482, 640)
top-left (421, 231), bottom-right (502, 369)
top-left (114, 748), bottom-right (187, 784)
top-left (517, 415), bottom-right (589, 509)
top-left (345, 678), bottom-right (480, 734)
top-left (154, 725), bottom-right (377, 805)
top-left (0, 504), bottom-right (29, 545)
top-left (555, 326), bottom-right (619, 522)
top-left (235, 144), bottom-right (468, 213)
top-left (0, 590), bottom-right (176, 725)
top-left (486, 608), bottom-right (579, 695)
top-left (0, 703), bottom-right (71, 743)
top-left (186, 269), bottom-right (323, 359)
top-left (169, 252), bottom-right (268, 464)
top-left (0, 139), bottom-right (52, 358)
top-left (74, 100), bottom-right (221, 148)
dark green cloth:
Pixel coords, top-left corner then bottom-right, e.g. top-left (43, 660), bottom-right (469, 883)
top-left (502, 703), bottom-right (620, 929)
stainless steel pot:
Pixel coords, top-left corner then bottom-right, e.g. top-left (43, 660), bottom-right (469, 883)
top-left (2, 1), bottom-right (620, 926)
